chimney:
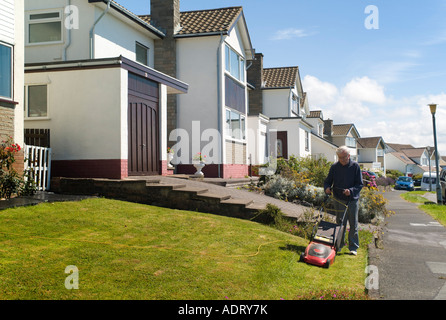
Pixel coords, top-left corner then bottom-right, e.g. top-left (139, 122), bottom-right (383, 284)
top-left (247, 52), bottom-right (264, 115)
top-left (150, 0), bottom-right (181, 36)
top-left (324, 119), bottom-right (333, 139)
top-left (150, 0), bottom-right (181, 144)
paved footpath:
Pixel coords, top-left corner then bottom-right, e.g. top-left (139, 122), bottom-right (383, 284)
top-left (368, 190), bottom-right (446, 300)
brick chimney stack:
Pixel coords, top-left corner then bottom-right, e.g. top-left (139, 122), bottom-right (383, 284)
top-left (324, 119), bottom-right (333, 140)
top-left (150, 0), bottom-right (181, 141)
top-left (247, 52), bottom-right (264, 115)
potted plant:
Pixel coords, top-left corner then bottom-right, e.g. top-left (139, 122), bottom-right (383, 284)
top-left (167, 147), bottom-right (174, 169)
top-left (193, 152), bottom-right (206, 177)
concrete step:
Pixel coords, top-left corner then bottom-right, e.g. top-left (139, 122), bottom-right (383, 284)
top-left (145, 183), bottom-right (187, 190)
top-left (194, 192), bottom-right (231, 202)
top-left (171, 186), bottom-right (209, 195)
top-left (220, 197), bottom-right (253, 207)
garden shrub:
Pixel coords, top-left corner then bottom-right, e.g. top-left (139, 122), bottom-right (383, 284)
top-left (0, 137), bottom-right (36, 199)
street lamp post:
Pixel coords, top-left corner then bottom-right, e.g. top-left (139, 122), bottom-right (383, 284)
top-left (428, 103), bottom-right (443, 204)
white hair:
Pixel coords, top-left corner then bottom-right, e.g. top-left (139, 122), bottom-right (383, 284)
top-left (336, 146), bottom-right (350, 155)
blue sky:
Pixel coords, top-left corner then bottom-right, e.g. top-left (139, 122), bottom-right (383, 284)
top-left (119, 0), bottom-right (446, 156)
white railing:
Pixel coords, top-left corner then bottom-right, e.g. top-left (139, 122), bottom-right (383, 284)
top-left (24, 145), bottom-right (52, 191)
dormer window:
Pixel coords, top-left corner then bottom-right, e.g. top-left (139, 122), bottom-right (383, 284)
top-left (27, 10), bottom-right (63, 45)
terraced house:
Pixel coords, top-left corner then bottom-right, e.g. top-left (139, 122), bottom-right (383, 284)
top-left (247, 51), bottom-right (312, 165)
top-left (140, 0), bottom-right (255, 178)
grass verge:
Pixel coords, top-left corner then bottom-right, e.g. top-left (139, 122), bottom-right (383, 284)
top-left (400, 191), bottom-right (446, 226)
top-left (0, 198), bottom-right (372, 300)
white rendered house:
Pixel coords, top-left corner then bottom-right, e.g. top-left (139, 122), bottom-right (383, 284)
top-left (24, 0), bottom-right (188, 179)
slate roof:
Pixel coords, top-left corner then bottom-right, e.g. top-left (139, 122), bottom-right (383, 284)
top-left (263, 67), bottom-right (299, 88)
top-left (139, 7), bottom-right (243, 37)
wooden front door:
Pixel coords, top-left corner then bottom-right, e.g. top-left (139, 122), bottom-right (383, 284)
top-left (128, 73), bottom-right (160, 176)
top-left (276, 131), bottom-right (288, 159)
top-left (128, 95), bottom-right (159, 175)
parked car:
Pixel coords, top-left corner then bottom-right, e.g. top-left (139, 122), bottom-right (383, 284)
top-left (394, 176), bottom-right (414, 191)
top-left (421, 172), bottom-right (437, 191)
top-left (362, 171), bottom-right (377, 189)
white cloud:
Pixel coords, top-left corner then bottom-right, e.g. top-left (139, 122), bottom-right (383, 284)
top-left (302, 75), bottom-right (338, 106)
top-left (342, 77), bottom-right (386, 105)
top-left (303, 75), bottom-right (446, 155)
top-left (270, 28), bottom-right (315, 40)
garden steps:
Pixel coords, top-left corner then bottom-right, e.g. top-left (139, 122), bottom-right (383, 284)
top-left (51, 177), bottom-right (266, 221)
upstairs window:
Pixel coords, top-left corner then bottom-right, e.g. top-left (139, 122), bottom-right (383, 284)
top-left (27, 10), bottom-right (63, 44)
top-left (345, 136), bottom-right (356, 148)
top-left (225, 44), bottom-right (245, 83)
top-left (0, 43), bottom-right (12, 99)
top-left (135, 42), bottom-right (149, 66)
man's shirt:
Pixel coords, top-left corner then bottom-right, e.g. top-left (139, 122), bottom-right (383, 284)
top-left (324, 159), bottom-right (363, 201)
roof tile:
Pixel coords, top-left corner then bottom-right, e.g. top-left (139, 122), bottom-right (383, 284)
top-left (263, 67), bottom-right (298, 88)
top-left (139, 7), bottom-right (243, 36)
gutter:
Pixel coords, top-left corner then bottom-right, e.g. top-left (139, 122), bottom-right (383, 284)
top-left (217, 32), bottom-right (225, 178)
top-left (63, 0), bottom-right (72, 61)
top-left (89, 0), bottom-right (111, 59)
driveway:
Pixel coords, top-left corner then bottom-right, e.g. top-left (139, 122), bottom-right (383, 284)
top-left (368, 190), bottom-right (446, 300)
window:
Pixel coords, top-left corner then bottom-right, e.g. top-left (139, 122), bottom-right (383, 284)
top-left (291, 94), bottom-right (299, 114)
top-left (27, 10), bottom-right (62, 44)
top-left (225, 109), bottom-right (246, 140)
top-left (26, 85), bottom-right (48, 118)
top-left (225, 44), bottom-right (245, 82)
top-left (305, 131), bottom-right (309, 151)
top-left (135, 42), bottom-right (149, 66)
top-left (345, 137), bottom-right (356, 148)
top-left (0, 43), bottom-right (12, 99)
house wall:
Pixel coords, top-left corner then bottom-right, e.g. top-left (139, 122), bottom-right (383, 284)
top-left (175, 26), bottom-right (249, 178)
top-left (311, 136), bottom-right (337, 162)
top-left (0, 0), bottom-right (25, 172)
top-left (24, 0), bottom-right (156, 65)
top-left (24, 67), bottom-right (126, 178)
top-left (262, 89), bottom-right (290, 118)
top-left (176, 36), bottom-right (219, 148)
top-left (269, 119), bottom-right (311, 158)
top-left (247, 115), bottom-right (269, 165)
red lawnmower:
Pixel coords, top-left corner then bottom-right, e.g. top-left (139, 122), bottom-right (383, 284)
top-left (300, 197), bottom-right (349, 268)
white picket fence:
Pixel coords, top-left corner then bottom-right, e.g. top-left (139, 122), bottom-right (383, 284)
top-left (24, 145), bottom-right (52, 191)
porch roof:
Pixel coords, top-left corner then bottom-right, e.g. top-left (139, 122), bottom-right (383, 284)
top-left (25, 56), bottom-right (189, 95)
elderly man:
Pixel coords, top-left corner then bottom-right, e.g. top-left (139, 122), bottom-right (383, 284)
top-left (324, 146), bottom-right (363, 255)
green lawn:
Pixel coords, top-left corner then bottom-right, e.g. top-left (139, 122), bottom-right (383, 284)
top-left (401, 191), bottom-right (446, 226)
top-left (0, 198), bottom-right (371, 300)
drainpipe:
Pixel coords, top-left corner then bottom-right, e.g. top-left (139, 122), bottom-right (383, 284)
top-left (89, 0), bottom-right (111, 59)
top-left (217, 32), bottom-right (225, 178)
top-left (63, 0), bottom-right (72, 61)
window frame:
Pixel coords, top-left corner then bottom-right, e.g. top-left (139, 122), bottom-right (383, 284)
top-left (135, 42), bottom-right (149, 66)
top-left (25, 84), bottom-right (49, 119)
top-left (0, 42), bottom-right (13, 100)
top-left (225, 108), bottom-right (246, 142)
top-left (26, 9), bottom-right (64, 46)
top-left (224, 44), bottom-right (245, 84)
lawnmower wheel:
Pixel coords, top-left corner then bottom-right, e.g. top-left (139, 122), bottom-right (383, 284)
top-left (299, 252), bottom-right (305, 262)
top-left (324, 259), bottom-right (330, 268)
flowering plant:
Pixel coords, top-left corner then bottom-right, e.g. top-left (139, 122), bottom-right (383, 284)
top-left (167, 147), bottom-right (173, 154)
top-left (1, 136), bottom-right (21, 171)
top-left (193, 152), bottom-right (206, 162)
